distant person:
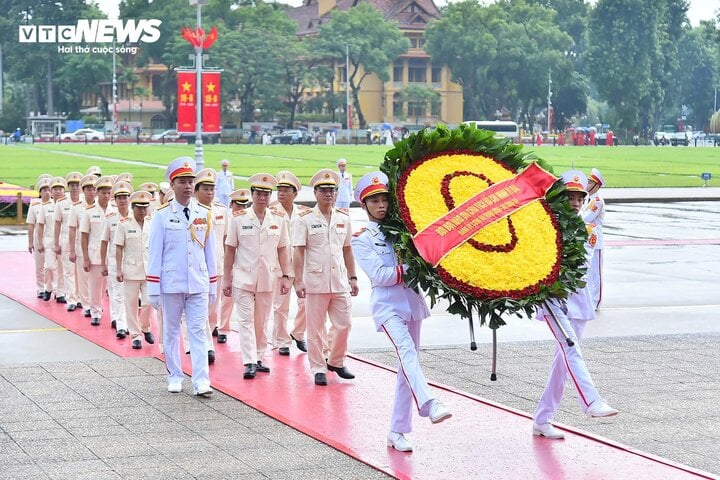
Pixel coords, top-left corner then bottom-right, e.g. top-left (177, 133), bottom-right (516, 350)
top-left (335, 158), bottom-right (353, 209)
top-left (216, 159), bottom-right (234, 207)
top-left (583, 168), bottom-right (606, 310)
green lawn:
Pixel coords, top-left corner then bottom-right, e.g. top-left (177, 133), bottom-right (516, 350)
top-left (3, 142), bottom-right (718, 189)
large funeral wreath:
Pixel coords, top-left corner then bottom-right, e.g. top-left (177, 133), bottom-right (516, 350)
top-left (379, 124), bottom-right (588, 330)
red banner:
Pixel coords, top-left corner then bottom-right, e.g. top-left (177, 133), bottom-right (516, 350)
top-left (413, 163), bottom-right (557, 266)
top-left (177, 70), bottom-right (196, 134)
top-left (201, 71), bottom-right (221, 134)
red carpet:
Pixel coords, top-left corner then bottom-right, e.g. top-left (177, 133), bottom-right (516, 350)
top-left (0, 251), bottom-right (713, 479)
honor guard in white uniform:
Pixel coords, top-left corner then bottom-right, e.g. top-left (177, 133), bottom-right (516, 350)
top-left (215, 159), bottom-right (234, 207)
top-left (69, 175), bottom-right (97, 316)
top-left (351, 172), bottom-right (452, 452)
top-left (101, 181), bottom-right (132, 338)
top-left (115, 191), bottom-right (156, 349)
top-left (147, 157), bottom-right (217, 397)
top-left (54, 172), bottom-right (82, 311)
top-left (271, 171), bottom-right (312, 355)
top-left (27, 175), bottom-right (52, 299)
top-left (583, 168), bottom-right (606, 310)
top-left (36, 177), bottom-right (65, 302)
top-left (191, 168), bottom-right (226, 363)
top-left (140, 182), bottom-right (160, 215)
top-left (223, 174), bottom-right (292, 379)
top-left (80, 176), bottom-right (114, 326)
top-left (294, 169), bottom-right (359, 386)
top-left (532, 170), bottom-right (618, 440)
top-left (335, 159), bottom-right (353, 209)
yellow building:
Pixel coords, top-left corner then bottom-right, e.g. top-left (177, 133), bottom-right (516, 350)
top-left (288, 0), bottom-right (463, 127)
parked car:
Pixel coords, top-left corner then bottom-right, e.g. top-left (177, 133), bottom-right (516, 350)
top-left (59, 128), bottom-right (105, 141)
top-left (271, 129), bottom-right (305, 144)
top-left (151, 129), bottom-right (180, 141)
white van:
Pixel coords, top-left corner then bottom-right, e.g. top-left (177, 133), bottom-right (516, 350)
top-left (462, 121), bottom-right (520, 143)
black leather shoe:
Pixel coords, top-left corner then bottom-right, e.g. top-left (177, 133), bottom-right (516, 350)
top-left (217, 334), bottom-right (227, 344)
top-left (116, 329), bottom-right (127, 339)
top-left (67, 304), bottom-right (76, 312)
top-left (55, 296), bottom-right (67, 304)
top-left (208, 350), bottom-right (216, 364)
top-left (243, 363), bottom-right (257, 379)
top-left (256, 361), bottom-right (270, 373)
top-left (132, 339), bottom-right (142, 349)
top-left (42, 291), bottom-right (51, 301)
top-left (76, 302), bottom-right (83, 308)
top-left (212, 326), bottom-right (218, 337)
top-left (278, 347), bottom-right (290, 356)
top-left (290, 334), bottom-right (307, 353)
top-left (143, 331), bottom-right (155, 344)
top-left (327, 363), bottom-right (355, 379)
top-left (314, 372), bottom-right (327, 386)
top-left (37, 291), bottom-right (44, 298)
top-left (111, 320), bottom-right (116, 330)
top-left (84, 309), bottom-right (91, 318)
top-left (91, 317), bottom-right (100, 326)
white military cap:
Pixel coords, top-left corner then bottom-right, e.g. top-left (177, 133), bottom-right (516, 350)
top-left (94, 176), bottom-right (114, 191)
top-left (560, 170), bottom-right (588, 195)
top-left (248, 173), bottom-right (277, 191)
top-left (86, 165), bottom-right (102, 177)
top-left (80, 174), bottom-right (97, 188)
top-left (37, 178), bottom-right (52, 191)
top-left (309, 169), bottom-right (340, 188)
top-left (130, 190), bottom-right (152, 207)
top-left (589, 168), bottom-right (605, 188)
top-left (65, 172), bottom-right (83, 184)
top-left (354, 172), bottom-right (389, 203)
top-left (50, 176), bottom-right (67, 189)
top-left (111, 181), bottom-right (133, 197)
top-left (36, 174), bottom-right (52, 186)
top-left (166, 156), bottom-right (196, 181)
top-left (116, 172), bottom-right (133, 183)
top-left (276, 171), bottom-right (301, 192)
top-left (230, 188), bottom-right (251, 205)
top-left (194, 168), bottom-right (217, 186)
top-left (139, 182), bottom-right (158, 193)
top-left (159, 182), bottom-right (171, 194)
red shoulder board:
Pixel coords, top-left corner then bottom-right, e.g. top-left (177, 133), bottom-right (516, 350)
top-left (299, 209), bottom-right (313, 217)
top-left (352, 227), bottom-right (367, 237)
top-left (233, 210), bottom-right (247, 217)
top-left (335, 207), bottom-right (349, 216)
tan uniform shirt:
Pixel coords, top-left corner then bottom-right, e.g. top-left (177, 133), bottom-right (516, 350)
top-left (26, 199), bottom-right (42, 245)
top-left (210, 201), bottom-right (229, 271)
top-left (114, 216), bottom-right (150, 281)
top-left (80, 203), bottom-right (115, 265)
top-left (226, 208), bottom-right (289, 292)
top-left (69, 200), bottom-right (90, 253)
top-left (101, 209), bottom-right (126, 268)
top-left (53, 196), bottom-right (74, 241)
top-left (37, 199), bottom-right (57, 249)
top-left (293, 207), bottom-right (352, 294)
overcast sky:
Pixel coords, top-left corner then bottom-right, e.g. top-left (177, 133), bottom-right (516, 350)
top-left (94, 0), bottom-right (717, 26)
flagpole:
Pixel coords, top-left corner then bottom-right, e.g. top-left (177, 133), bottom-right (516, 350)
top-left (192, 0), bottom-right (206, 171)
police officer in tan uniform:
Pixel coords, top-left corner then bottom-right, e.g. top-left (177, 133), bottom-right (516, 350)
top-left (293, 169), bottom-right (359, 386)
top-left (270, 170), bottom-right (312, 355)
top-left (101, 181), bottom-right (132, 337)
top-left (36, 176), bottom-right (66, 302)
top-left (69, 175), bottom-right (97, 316)
top-left (80, 176), bottom-right (114, 326)
top-left (140, 182), bottom-right (160, 215)
top-left (54, 172), bottom-right (82, 311)
top-left (115, 190), bottom-right (156, 349)
top-left (223, 174), bottom-right (292, 379)
top-left (27, 175), bottom-right (52, 299)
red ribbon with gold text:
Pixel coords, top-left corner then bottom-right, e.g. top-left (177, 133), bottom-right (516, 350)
top-left (413, 162), bottom-right (557, 267)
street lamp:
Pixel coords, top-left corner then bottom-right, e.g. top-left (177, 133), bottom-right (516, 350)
top-left (190, 0), bottom-right (208, 170)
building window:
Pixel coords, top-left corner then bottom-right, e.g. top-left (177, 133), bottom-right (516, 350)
top-left (431, 99), bottom-right (441, 117)
top-left (408, 100), bottom-right (425, 119)
top-left (150, 114), bottom-right (165, 129)
top-left (409, 37), bottom-right (425, 49)
top-left (338, 65), bottom-right (347, 83)
top-left (408, 58), bottom-right (426, 83)
top-left (431, 65), bottom-right (442, 83)
top-left (393, 61), bottom-right (404, 82)
top-left (393, 93), bottom-right (403, 118)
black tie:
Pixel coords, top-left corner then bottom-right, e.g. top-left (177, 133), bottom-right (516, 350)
top-left (183, 207), bottom-right (190, 220)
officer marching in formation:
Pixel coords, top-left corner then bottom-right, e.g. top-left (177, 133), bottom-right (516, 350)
top-left (335, 158), bottom-right (353, 209)
top-left (270, 171), bottom-right (312, 356)
top-left (80, 175), bottom-right (114, 326)
top-left (100, 181), bottom-right (132, 338)
top-left (139, 182), bottom-right (160, 215)
top-left (68, 174), bottom-right (97, 317)
top-left (27, 175), bottom-right (52, 299)
top-left (223, 173), bottom-right (292, 379)
top-left (583, 168), bottom-right (606, 310)
top-left (293, 169), bottom-right (358, 386)
top-left (115, 190), bottom-right (156, 349)
top-left (532, 170), bottom-right (618, 440)
top-left (36, 176), bottom-right (66, 303)
top-left (147, 157), bottom-right (217, 396)
top-left (351, 172), bottom-right (452, 452)
top-left (53, 172), bottom-right (83, 311)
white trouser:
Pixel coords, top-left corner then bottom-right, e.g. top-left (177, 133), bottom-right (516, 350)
top-left (107, 258), bottom-right (127, 331)
top-left (588, 248), bottom-right (603, 309)
top-left (88, 265), bottom-right (107, 319)
top-left (305, 292), bottom-right (351, 374)
top-left (272, 283), bottom-right (307, 347)
top-left (534, 305), bottom-right (599, 425)
top-left (43, 238), bottom-right (60, 296)
top-left (76, 248), bottom-right (90, 308)
top-left (162, 292), bottom-right (210, 389)
top-left (123, 279), bottom-right (152, 341)
top-left (33, 247), bottom-right (45, 294)
top-left (234, 288), bottom-right (273, 364)
top-left (59, 239), bottom-right (77, 304)
top-left (382, 316), bottom-right (435, 433)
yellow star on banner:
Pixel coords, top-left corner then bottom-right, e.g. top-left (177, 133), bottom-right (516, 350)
top-left (181, 81), bottom-right (192, 92)
top-left (206, 82), bottom-right (216, 93)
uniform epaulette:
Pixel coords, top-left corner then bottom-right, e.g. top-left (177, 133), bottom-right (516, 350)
top-left (271, 209), bottom-right (284, 217)
top-left (157, 202), bottom-right (170, 210)
top-left (212, 201), bottom-right (226, 207)
top-left (297, 204), bottom-right (311, 211)
top-left (298, 209), bottom-right (313, 217)
top-left (73, 200), bottom-right (82, 206)
top-left (119, 217), bottom-right (129, 223)
top-left (197, 203), bottom-right (211, 211)
top-left (86, 204), bottom-right (94, 210)
top-left (269, 200), bottom-right (280, 207)
top-left (106, 211), bottom-right (117, 217)
top-left (335, 207), bottom-right (349, 216)
top-left (233, 210), bottom-right (247, 217)
top-left (30, 199), bottom-right (41, 206)
top-left (352, 227), bottom-right (367, 237)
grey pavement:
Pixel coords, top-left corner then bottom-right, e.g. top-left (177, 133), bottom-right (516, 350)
top-left (1, 194), bottom-right (719, 478)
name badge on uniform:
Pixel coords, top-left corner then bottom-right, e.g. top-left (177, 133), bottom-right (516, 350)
top-left (242, 225), bottom-right (253, 230)
top-left (169, 218), bottom-right (180, 223)
top-left (92, 214), bottom-right (101, 219)
top-left (310, 224), bottom-right (323, 229)
top-left (128, 229), bottom-right (137, 233)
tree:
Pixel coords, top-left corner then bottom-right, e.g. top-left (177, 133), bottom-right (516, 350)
top-left (315, 3), bottom-right (410, 129)
top-left (675, 22), bottom-right (719, 129)
top-left (400, 85), bottom-right (440, 124)
top-left (121, 67), bottom-right (139, 122)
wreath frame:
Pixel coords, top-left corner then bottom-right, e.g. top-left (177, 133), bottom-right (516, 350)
top-left (379, 124), bottom-right (588, 330)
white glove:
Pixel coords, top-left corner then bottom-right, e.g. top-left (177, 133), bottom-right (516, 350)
top-left (209, 293), bottom-right (217, 306)
top-left (149, 295), bottom-right (161, 308)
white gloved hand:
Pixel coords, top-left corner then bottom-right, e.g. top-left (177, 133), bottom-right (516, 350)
top-left (149, 295), bottom-right (161, 308)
